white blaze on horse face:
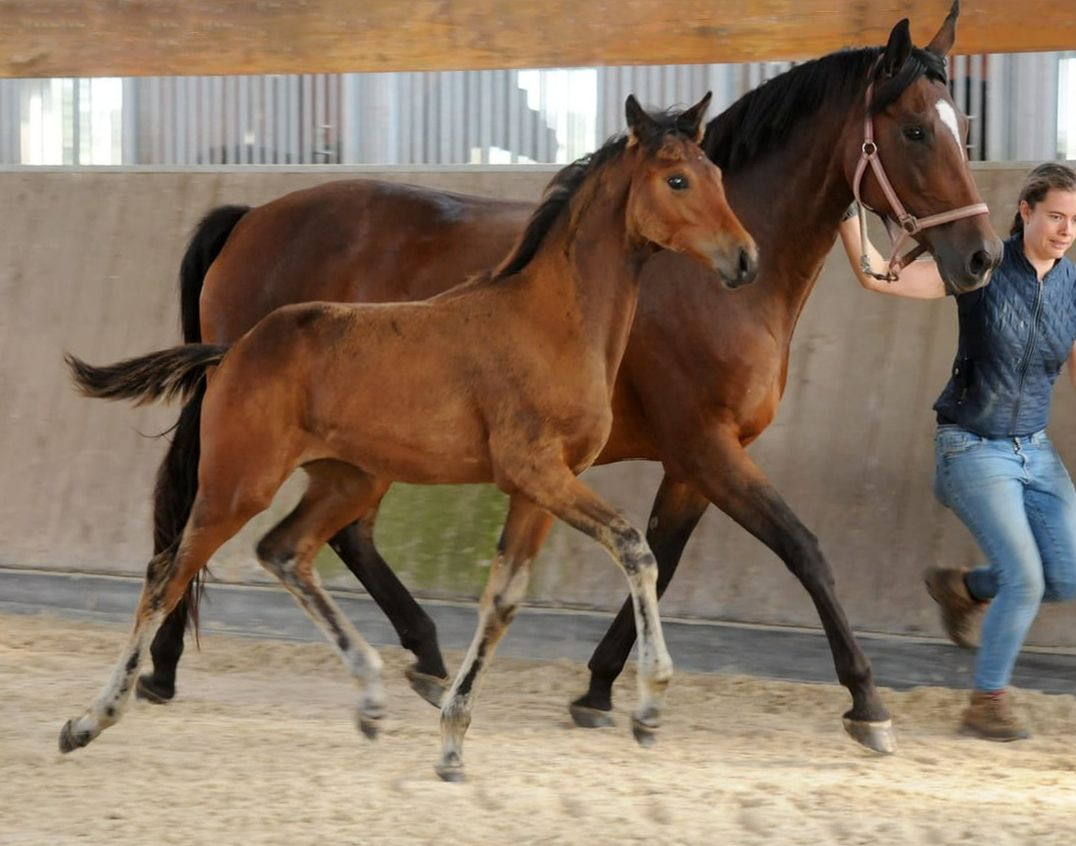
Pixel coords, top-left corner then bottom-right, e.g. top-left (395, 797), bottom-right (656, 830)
top-left (935, 99), bottom-right (965, 161)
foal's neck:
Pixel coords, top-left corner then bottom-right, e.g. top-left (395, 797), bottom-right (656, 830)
top-left (532, 162), bottom-right (651, 366)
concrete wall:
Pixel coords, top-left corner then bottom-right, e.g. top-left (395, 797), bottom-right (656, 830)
top-left (2, 163), bottom-right (1075, 647)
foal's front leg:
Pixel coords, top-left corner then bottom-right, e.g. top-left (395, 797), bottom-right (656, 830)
top-left (437, 496), bottom-right (554, 781)
top-left (525, 468), bottom-right (674, 744)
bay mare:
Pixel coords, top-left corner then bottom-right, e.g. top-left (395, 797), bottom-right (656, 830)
top-left (60, 95), bottom-right (758, 781)
top-left (143, 3), bottom-right (999, 753)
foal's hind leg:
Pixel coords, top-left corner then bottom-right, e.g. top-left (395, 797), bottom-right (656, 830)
top-left (255, 461), bottom-right (390, 738)
top-left (328, 504), bottom-right (449, 707)
top-left (436, 495), bottom-right (554, 782)
top-left (59, 508), bottom-right (247, 753)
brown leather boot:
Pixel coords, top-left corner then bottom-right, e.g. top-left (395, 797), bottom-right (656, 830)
top-left (923, 567), bottom-right (986, 649)
top-left (961, 690), bottom-right (1030, 741)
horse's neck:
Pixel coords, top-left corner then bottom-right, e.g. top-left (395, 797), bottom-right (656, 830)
top-left (736, 130), bottom-right (854, 336)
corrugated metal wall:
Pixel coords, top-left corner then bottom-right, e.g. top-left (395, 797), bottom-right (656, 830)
top-left (1, 53), bottom-right (1072, 167)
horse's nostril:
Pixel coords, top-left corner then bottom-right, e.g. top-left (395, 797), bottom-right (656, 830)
top-left (968, 248), bottom-right (994, 278)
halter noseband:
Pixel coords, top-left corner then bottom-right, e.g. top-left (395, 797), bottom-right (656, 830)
top-left (851, 73), bottom-right (990, 282)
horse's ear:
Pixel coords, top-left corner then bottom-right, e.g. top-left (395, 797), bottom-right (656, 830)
top-left (925, 0), bottom-right (959, 57)
top-left (678, 91), bottom-right (712, 144)
top-left (880, 18), bottom-right (913, 77)
top-left (625, 94), bottom-right (656, 147)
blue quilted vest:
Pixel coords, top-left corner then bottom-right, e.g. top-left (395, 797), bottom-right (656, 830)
top-left (933, 234), bottom-right (1076, 438)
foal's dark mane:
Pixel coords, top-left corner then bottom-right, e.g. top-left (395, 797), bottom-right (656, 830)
top-left (492, 109), bottom-right (698, 282)
top-left (704, 46), bottom-right (948, 173)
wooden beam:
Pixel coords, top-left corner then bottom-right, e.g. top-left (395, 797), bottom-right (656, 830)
top-left (1, 1), bottom-right (1073, 80)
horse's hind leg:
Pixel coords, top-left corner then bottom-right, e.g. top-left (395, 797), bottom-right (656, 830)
top-left (437, 495), bottom-right (554, 782)
top-left (328, 504), bottom-right (449, 707)
top-left (59, 505), bottom-right (245, 753)
top-left (140, 387), bottom-right (205, 704)
top-left (255, 461), bottom-right (390, 738)
top-left (571, 475), bottom-right (709, 727)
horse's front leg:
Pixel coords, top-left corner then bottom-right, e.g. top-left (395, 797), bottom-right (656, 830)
top-left (570, 475), bottom-right (709, 727)
top-left (328, 505), bottom-right (449, 708)
top-left (670, 438), bottom-right (894, 753)
top-left (437, 496), bottom-right (554, 782)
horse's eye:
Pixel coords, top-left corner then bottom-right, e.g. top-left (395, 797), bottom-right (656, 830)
top-left (667, 175), bottom-right (689, 190)
top-left (904, 126), bottom-right (926, 142)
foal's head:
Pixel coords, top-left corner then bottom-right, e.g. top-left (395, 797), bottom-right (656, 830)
top-left (623, 93), bottom-right (758, 288)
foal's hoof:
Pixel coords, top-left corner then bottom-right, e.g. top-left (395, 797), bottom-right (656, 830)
top-left (135, 674), bottom-right (175, 705)
top-left (58, 720), bottom-right (92, 754)
top-left (357, 712), bottom-right (384, 741)
top-left (569, 702), bottom-right (615, 729)
top-left (631, 717), bottom-right (659, 748)
top-left (405, 666), bottom-right (449, 709)
top-left (434, 753), bottom-right (466, 783)
top-left (434, 763), bottom-right (467, 783)
top-left (842, 716), bottom-right (897, 754)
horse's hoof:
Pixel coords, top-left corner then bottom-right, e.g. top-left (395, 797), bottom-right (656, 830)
top-left (405, 666), bottom-right (449, 709)
top-left (569, 702), bottom-right (615, 729)
top-left (58, 719), bottom-right (92, 754)
top-left (135, 674), bottom-right (175, 705)
top-left (631, 717), bottom-right (659, 748)
top-left (842, 716), bottom-right (897, 754)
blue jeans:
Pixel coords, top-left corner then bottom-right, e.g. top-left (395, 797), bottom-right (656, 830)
top-left (933, 424), bottom-right (1076, 691)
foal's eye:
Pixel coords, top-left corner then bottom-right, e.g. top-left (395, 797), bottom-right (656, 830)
top-left (667, 175), bottom-right (689, 191)
top-left (903, 126), bottom-right (926, 143)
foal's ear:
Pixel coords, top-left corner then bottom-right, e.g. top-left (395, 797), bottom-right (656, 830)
top-left (678, 91), bottom-right (712, 144)
top-left (880, 17), bottom-right (913, 77)
top-left (925, 0), bottom-right (959, 58)
top-left (625, 94), bottom-right (657, 147)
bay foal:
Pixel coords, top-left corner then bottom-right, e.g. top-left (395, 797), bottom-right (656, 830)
top-left (59, 94), bottom-right (757, 780)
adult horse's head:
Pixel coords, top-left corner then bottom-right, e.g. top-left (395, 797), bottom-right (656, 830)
top-left (624, 92), bottom-right (758, 288)
top-left (847, 1), bottom-right (1002, 293)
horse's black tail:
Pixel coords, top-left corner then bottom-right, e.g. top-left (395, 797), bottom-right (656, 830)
top-left (160, 204), bottom-right (248, 646)
top-left (179, 204), bottom-right (250, 343)
top-left (65, 345), bottom-right (228, 407)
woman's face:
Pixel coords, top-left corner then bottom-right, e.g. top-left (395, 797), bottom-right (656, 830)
top-left (1020, 188), bottom-right (1076, 266)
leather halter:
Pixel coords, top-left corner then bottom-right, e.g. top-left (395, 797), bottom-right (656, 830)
top-left (851, 76), bottom-right (990, 282)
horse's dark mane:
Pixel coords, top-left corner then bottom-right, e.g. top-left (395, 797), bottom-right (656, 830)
top-left (704, 45), bottom-right (948, 172)
top-left (492, 110), bottom-right (695, 282)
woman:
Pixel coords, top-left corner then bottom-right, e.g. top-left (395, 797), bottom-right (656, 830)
top-left (838, 162), bottom-right (1076, 741)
